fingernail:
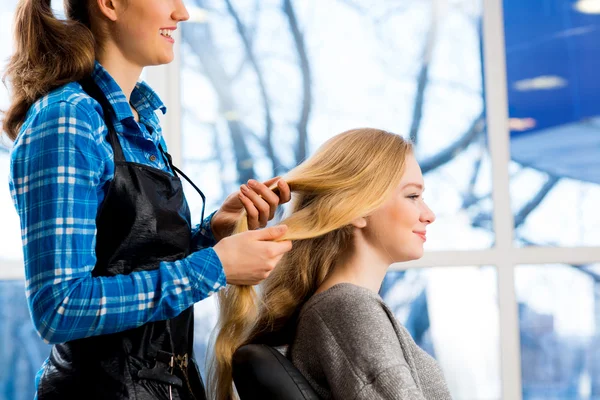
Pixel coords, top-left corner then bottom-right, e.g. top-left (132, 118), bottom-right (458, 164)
top-left (241, 185), bottom-right (249, 193)
top-left (277, 179), bottom-right (283, 187)
top-left (248, 179), bottom-right (257, 188)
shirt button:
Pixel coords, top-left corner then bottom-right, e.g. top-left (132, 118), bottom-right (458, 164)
top-left (149, 155), bottom-right (157, 162)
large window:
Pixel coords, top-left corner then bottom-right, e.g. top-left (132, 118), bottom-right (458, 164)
top-left (174, 1), bottom-right (600, 399)
top-left (178, 0), bottom-right (500, 396)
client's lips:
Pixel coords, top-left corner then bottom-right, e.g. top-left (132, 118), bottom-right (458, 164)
top-left (413, 231), bottom-right (427, 241)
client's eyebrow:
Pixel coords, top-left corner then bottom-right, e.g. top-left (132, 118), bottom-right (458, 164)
top-left (402, 183), bottom-right (425, 191)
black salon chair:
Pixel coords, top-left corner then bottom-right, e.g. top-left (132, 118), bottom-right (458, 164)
top-left (232, 344), bottom-right (321, 400)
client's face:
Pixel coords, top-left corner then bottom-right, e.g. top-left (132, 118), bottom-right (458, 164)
top-left (364, 154), bottom-right (436, 263)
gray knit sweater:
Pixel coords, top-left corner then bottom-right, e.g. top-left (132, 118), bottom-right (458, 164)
top-left (289, 283), bottom-right (452, 400)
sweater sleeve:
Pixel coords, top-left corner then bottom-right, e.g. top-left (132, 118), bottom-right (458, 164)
top-left (355, 364), bottom-right (426, 400)
top-left (301, 286), bottom-right (426, 400)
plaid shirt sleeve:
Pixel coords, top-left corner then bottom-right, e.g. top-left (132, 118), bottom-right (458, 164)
top-left (10, 98), bottom-right (226, 345)
top-left (190, 211), bottom-right (219, 249)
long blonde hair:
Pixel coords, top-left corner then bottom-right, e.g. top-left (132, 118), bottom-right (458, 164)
top-left (207, 128), bottom-right (413, 400)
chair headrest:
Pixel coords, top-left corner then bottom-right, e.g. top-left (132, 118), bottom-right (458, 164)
top-left (232, 344), bottom-right (321, 400)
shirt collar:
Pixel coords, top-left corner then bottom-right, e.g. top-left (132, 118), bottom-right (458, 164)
top-left (131, 80), bottom-right (167, 119)
top-left (91, 61), bottom-right (167, 123)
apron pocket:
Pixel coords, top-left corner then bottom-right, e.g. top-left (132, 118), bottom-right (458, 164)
top-left (127, 355), bottom-right (184, 400)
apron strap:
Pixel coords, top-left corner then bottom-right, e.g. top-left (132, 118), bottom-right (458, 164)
top-left (81, 76), bottom-right (208, 223)
top-left (79, 77), bottom-right (126, 163)
top-left (158, 144), bottom-right (207, 223)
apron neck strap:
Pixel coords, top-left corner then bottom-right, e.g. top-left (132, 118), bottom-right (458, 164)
top-left (79, 77), bottom-right (126, 163)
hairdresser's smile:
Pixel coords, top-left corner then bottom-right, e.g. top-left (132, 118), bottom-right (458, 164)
top-left (159, 27), bottom-right (176, 43)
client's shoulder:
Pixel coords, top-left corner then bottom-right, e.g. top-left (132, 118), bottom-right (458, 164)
top-left (301, 283), bottom-right (387, 324)
top-left (295, 283), bottom-right (402, 361)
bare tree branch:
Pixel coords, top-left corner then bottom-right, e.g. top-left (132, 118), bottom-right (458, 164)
top-left (182, 0), bottom-right (256, 184)
top-left (430, 78), bottom-right (481, 97)
top-left (335, 0), bottom-right (368, 13)
top-left (229, 0), bottom-right (262, 82)
top-left (337, 0), bottom-right (410, 22)
top-left (211, 122), bottom-right (230, 197)
top-left (420, 111), bottom-right (485, 173)
top-left (409, 62), bottom-right (430, 145)
top-left (461, 139), bottom-right (485, 209)
top-left (230, 59), bottom-right (248, 82)
top-left (514, 175), bottom-right (560, 228)
top-left (224, 0), bottom-right (285, 176)
top-left (409, 0), bottom-right (440, 144)
top-left (283, 0), bottom-right (312, 164)
top-left (471, 174), bottom-right (560, 234)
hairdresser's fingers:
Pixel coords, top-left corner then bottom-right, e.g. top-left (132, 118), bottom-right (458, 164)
top-left (275, 179), bottom-right (292, 204)
top-left (240, 183), bottom-right (268, 229)
top-left (262, 176), bottom-right (292, 206)
top-left (241, 182), bottom-right (271, 227)
top-left (262, 176), bottom-right (281, 188)
top-left (260, 241), bottom-right (292, 277)
top-left (253, 224), bottom-right (289, 242)
top-left (238, 191), bottom-right (260, 230)
top-left (248, 179), bottom-right (281, 221)
top-left (275, 239), bottom-right (293, 254)
top-left (262, 252), bottom-right (288, 280)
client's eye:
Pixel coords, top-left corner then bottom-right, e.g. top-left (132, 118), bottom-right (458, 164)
top-left (407, 194), bottom-right (420, 200)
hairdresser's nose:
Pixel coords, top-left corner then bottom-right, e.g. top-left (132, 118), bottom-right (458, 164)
top-left (173, 0), bottom-right (190, 22)
top-left (420, 202), bottom-right (436, 225)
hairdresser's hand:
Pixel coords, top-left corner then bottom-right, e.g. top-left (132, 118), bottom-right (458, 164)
top-left (211, 177), bottom-right (292, 242)
top-left (213, 225), bottom-right (292, 285)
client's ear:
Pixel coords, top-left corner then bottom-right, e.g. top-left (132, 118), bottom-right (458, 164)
top-left (351, 217), bottom-right (367, 229)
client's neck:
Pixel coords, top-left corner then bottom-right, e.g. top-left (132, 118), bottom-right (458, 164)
top-left (316, 238), bottom-right (390, 294)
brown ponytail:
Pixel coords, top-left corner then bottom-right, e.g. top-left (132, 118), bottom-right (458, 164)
top-left (1, 0), bottom-right (96, 141)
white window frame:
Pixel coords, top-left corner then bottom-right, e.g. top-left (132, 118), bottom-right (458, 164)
top-left (1, 261), bottom-right (24, 279)
top-left (2, 3), bottom-right (600, 399)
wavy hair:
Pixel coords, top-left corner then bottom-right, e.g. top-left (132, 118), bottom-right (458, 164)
top-left (207, 128), bottom-right (413, 400)
top-left (2, 0), bottom-right (96, 141)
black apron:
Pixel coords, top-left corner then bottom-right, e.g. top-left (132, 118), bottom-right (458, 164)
top-left (37, 78), bottom-right (208, 400)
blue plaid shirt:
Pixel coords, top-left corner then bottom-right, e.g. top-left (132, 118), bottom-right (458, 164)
top-left (9, 62), bottom-right (226, 347)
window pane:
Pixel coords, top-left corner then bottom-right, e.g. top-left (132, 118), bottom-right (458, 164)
top-left (503, 0), bottom-right (600, 247)
top-left (0, 151), bottom-right (22, 264)
top-left (382, 266), bottom-right (501, 400)
top-left (516, 263), bottom-right (600, 399)
top-left (0, 280), bottom-right (51, 399)
top-left (179, 0), bottom-right (493, 251)
top-left (0, 0), bottom-right (23, 264)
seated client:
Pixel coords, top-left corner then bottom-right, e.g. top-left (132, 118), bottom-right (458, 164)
top-left (209, 128), bottom-right (453, 400)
